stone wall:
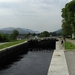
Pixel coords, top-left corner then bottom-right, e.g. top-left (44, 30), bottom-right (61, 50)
top-left (0, 42), bottom-right (28, 66)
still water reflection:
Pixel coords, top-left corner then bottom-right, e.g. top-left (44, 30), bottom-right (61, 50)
top-left (0, 49), bottom-right (53, 75)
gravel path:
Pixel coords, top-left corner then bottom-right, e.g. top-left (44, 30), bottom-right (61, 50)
top-left (65, 50), bottom-right (75, 75)
top-left (66, 39), bottom-right (75, 45)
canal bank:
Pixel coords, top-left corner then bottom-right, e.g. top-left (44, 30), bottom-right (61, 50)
top-left (0, 38), bottom-right (61, 75)
top-left (0, 41), bottom-right (28, 67)
top-left (47, 41), bottom-right (69, 75)
top-left (0, 38), bottom-right (56, 75)
top-left (0, 38), bottom-right (57, 67)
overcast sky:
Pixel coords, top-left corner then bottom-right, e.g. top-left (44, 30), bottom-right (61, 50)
top-left (0, 0), bottom-right (71, 32)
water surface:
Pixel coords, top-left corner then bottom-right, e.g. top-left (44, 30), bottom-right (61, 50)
top-left (0, 49), bottom-right (53, 75)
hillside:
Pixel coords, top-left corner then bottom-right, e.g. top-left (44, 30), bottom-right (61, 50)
top-left (0, 27), bottom-right (39, 34)
top-left (54, 29), bottom-right (62, 34)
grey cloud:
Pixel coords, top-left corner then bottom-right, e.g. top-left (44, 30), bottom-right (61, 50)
top-left (0, 1), bottom-right (38, 16)
top-left (0, 0), bottom-right (71, 32)
top-left (0, 2), bottom-right (20, 8)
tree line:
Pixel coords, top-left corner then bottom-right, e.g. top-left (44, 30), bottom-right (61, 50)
top-left (0, 30), bottom-right (61, 42)
top-left (61, 0), bottom-right (75, 38)
top-left (25, 31), bottom-right (61, 38)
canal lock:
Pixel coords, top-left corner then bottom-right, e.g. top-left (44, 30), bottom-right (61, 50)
top-left (0, 38), bottom-right (58, 69)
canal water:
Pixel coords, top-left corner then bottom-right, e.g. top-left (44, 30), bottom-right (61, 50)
top-left (0, 49), bottom-right (54, 75)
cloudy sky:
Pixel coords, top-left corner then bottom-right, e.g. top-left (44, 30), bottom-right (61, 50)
top-left (0, 0), bottom-right (71, 32)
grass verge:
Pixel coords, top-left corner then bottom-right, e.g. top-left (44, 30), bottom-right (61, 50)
top-left (0, 40), bottom-right (26, 50)
top-left (65, 42), bottom-right (75, 50)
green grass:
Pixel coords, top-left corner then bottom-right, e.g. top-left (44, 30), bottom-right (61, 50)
top-left (65, 42), bottom-right (75, 50)
top-left (0, 40), bottom-right (26, 50)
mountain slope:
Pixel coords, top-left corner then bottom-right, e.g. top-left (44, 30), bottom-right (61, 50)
top-left (0, 27), bottom-right (39, 34)
top-left (54, 29), bottom-right (62, 34)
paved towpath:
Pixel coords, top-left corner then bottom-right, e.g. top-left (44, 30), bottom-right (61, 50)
top-left (64, 39), bottom-right (75, 75)
top-left (47, 41), bottom-right (69, 75)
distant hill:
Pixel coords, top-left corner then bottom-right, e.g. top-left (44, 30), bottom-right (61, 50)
top-left (0, 27), bottom-right (40, 34)
top-left (54, 29), bottom-right (62, 34)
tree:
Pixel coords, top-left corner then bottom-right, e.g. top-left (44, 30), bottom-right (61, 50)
top-left (32, 33), bottom-right (36, 36)
top-left (0, 33), bottom-right (9, 42)
top-left (10, 30), bottom-right (19, 40)
top-left (62, 19), bottom-right (72, 37)
top-left (25, 33), bottom-right (31, 39)
top-left (40, 31), bottom-right (50, 37)
top-left (61, 0), bottom-right (75, 24)
top-left (61, 0), bottom-right (75, 38)
top-left (50, 32), bottom-right (57, 36)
